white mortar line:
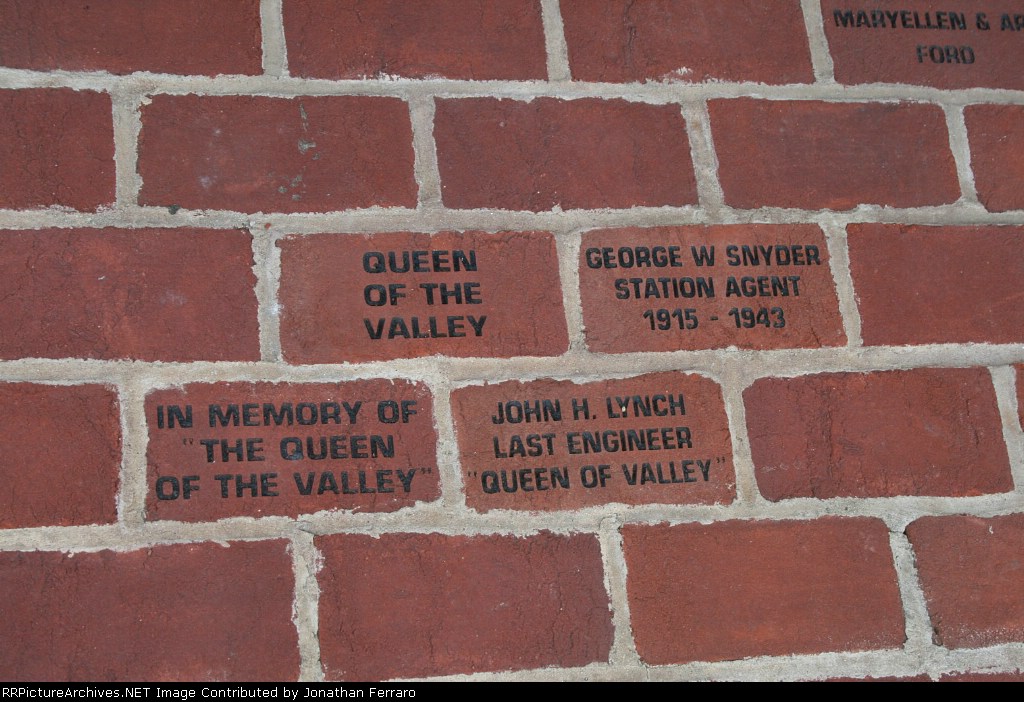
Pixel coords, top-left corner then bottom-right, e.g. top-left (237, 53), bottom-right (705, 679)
top-left (260, 0), bottom-right (289, 77)
top-left (4, 200), bottom-right (1022, 235)
top-left (886, 527), bottom-right (937, 656)
top-left (681, 101), bottom-right (725, 215)
top-left (290, 531), bottom-right (324, 682)
top-left (801, 0), bottom-right (835, 84)
top-left (991, 365), bottom-right (1024, 493)
top-left (944, 104), bottom-right (982, 206)
top-left (821, 220), bottom-right (864, 347)
top-left (555, 228), bottom-right (587, 353)
top-left (540, 0), bottom-right (572, 82)
top-left (117, 374), bottom-right (150, 527)
top-left (110, 86), bottom-right (143, 208)
top-left (8, 67), bottom-right (1024, 105)
top-left (253, 228), bottom-right (284, 362)
top-left (720, 370), bottom-right (761, 506)
top-left (599, 517), bottom-right (642, 669)
top-left (9, 483), bottom-right (1021, 552)
top-left (0, 344), bottom-right (1022, 387)
top-left (408, 95), bottom-right (443, 210)
top-left (430, 376), bottom-right (468, 514)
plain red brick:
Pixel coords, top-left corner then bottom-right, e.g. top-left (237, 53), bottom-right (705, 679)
top-left (139, 95), bottom-right (416, 213)
top-left (145, 381), bottom-right (439, 522)
top-left (451, 373), bottom-right (735, 512)
top-left (0, 384), bottom-right (120, 529)
top-left (942, 671), bottom-right (1024, 683)
top-left (709, 99), bottom-right (960, 210)
top-left (284, 0), bottom-right (546, 80)
top-left (824, 1), bottom-right (1024, 89)
top-left (965, 105), bottom-right (1024, 212)
top-left (0, 89), bottom-right (113, 211)
top-left (562, 0), bottom-right (813, 84)
top-left (622, 518), bottom-right (905, 664)
top-left (907, 514), bottom-right (1024, 649)
top-left (745, 367), bottom-right (1012, 501)
top-left (278, 231), bottom-right (568, 363)
top-left (0, 540), bottom-right (298, 681)
top-left (0, 228), bottom-right (259, 361)
top-left (434, 98), bottom-right (697, 210)
top-left (0, 0), bottom-right (261, 76)
top-left (848, 224), bottom-right (1024, 346)
top-left (578, 225), bottom-right (845, 352)
top-left (317, 532), bottom-right (612, 679)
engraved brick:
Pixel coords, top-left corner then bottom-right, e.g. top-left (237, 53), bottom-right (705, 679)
top-left (284, 0), bottom-right (546, 80)
top-left (578, 225), bottom-right (845, 352)
top-left (0, 384), bottom-right (120, 529)
top-left (316, 532), bottom-right (612, 679)
top-left (745, 367), bottom-right (1012, 500)
top-left (434, 98), bottom-right (697, 210)
top-left (139, 95), bottom-right (416, 213)
top-left (0, 541), bottom-right (298, 681)
top-left (0, 89), bottom-right (113, 211)
top-left (562, 0), bottom-right (813, 84)
top-left (848, 224), bottom-right (1024, 345)
top-left (623, 518), bottom-right (905, 664)
top-left (0, 0), bottom-right (261, 76)
top-left (824, 1), bottom-right (1024, 89)
top-left (907, 514), bottom-right (1024, 648)
top-left (278, 231), bottom-right (568, 363)
top-left (709, 99), bottom-right (960, 209)
top-left (965, 105), bottom-right (1024, 212)
top-left (452, 373), bottom-right (734, 512)
top-left (0, 228), bottom-right (259, 362)
top-left (145, 381), bottom-right (439, 522)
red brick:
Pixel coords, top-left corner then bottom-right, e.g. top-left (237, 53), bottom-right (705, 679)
top-left (562, 0), bottom-right (813, 84)
top-left (434, 98), bottom-right (697, 210)
top-left (316, 532), bottom-right (612, 679)
top-left (0, 384), bottom-right (120, 529)
top-left (746, 367), bottom-right (1012, 501)
top-left (145, 380), bottom-right (438, 522)
top-left (0, 228), bottom-right (259, 362)
top-left (0, 540), bottom-right (298, 681)
top-left (0, 1), bottom-right (261, 76)
top-left (848, 224), bottom-right (1024, 346)
top-left (278, 231), bottom-right (568, 363)
top-left (824, 2), bottom-right (1024, 89)
top-left (709, 99), bottom-right (960, 210)
top-left (907, 514), bottom-right (1024, 649)
top-left (284, 0), bottom-right (546, 80)
top-left (940, 671), bottom-right (1024, 682)
top-left (0, 89), bottom-right (113, 211)
top-left (965, 105), bottom-right (1024, 212)
top-left (139, 95), bottom-right (416, 213)
top-left (452, 373), bottom-right (734, 512)
top-left (622, 518), bottom-right (904, 664)
top-left (579, 225), bottom-right (845, 352)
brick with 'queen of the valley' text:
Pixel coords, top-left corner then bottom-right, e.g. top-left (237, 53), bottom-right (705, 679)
top-left (278, 231), bottom-right (568, 363)
top-left (145, 381), bottom-right (439, 522)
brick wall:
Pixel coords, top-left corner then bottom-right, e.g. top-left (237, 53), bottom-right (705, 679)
top-left (1, 0), bottom-right (1022, 682)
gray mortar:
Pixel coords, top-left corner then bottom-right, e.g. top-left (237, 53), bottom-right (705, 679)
top-left (0, 0), bottom-right (1022, 683)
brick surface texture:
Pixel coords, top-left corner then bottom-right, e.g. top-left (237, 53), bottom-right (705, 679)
top-left (0, 89), bottom-right (114, 211)
top-left (1, 0), bottom-right (1022, 683)
top-left (0, 541), bottom-right (298, 681)
top-left (316, 532), bottom-right (612, 679)
top-left (622, 518), bottom-right (906, 664)
top-left (745, 367), bottom-right (1012, 500)
top-left (907, 515), bottom-right (1024, 649)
